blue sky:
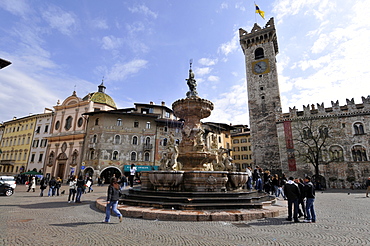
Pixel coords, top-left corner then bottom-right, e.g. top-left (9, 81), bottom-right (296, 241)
top-left (0, 0), bottom-right (369, 125)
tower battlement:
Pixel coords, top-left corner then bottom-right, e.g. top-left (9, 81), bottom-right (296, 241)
top-left (239, 18), bottom-right (278, 54)
top-left (281, 95), bottom-right (370, 121)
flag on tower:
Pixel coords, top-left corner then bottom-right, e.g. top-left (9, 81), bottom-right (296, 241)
top-left (255, 3), bottom-right (265, 19)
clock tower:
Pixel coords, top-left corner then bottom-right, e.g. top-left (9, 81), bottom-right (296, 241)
top-left (239, 18), bottom-right (282, 171)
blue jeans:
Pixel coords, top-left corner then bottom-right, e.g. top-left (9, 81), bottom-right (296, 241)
top-left (275, 187), bottom-right (286, 198)
top-left (246, 177), bottom-right (252, 190)
top-left (305, 198), bottom-right (316, 222)
top-left (76, 187), bottom-right (83, 202)
top-left (255, 178), bottom-right (262, 191)
top-left (48, 186), bottom-right (55, 196)
top-left (104, 201), bottom-right (122, 222)
top-left (287, 199), bottom-right (299, 221)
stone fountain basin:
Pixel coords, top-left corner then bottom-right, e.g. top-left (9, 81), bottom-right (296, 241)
top-left (148, 171), bottom-right (185, 191)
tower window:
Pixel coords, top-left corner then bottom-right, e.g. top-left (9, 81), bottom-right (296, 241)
top-left (255, 48), bottom-right (264, 59)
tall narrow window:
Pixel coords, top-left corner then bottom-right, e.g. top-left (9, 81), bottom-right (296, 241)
top-left (92, 135), bottom-right (97, 143)
top-left (144, 152), bottom-right (150, 161)
top-left (132, 136), bottom-right (138, 145)
top-left (117, 119), bottom-right (122, 126)
top-left (112, 151), bottom-right (119, 160)
top-left (131, 152), bottom-right (137, 161)
top-left (95, 118), bottom-right (99, 126)
top-left (114, 135), bottom-right (120, 144)
top-left (146, 122), bottom-right (151, 129)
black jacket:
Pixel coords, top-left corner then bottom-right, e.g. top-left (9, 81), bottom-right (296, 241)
top-left (284, 182), bottom-right (300, 200)
top-left (304, 182), bottom-right (315, 199)
top-left (107, 185), bottom-right (120, 202)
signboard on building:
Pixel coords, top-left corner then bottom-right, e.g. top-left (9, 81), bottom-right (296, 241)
top-left (123, 165), bottom-right (158, 172)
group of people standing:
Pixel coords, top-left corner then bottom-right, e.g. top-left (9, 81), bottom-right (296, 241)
top-left (249, 166), bottom-right (316, 223)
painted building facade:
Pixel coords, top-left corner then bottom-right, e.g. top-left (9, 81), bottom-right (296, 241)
top-left (44, 83), bottom-right (116, 180)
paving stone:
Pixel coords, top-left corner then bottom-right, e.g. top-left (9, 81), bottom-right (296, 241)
top-left (0, 185), bottom-right (369, 245)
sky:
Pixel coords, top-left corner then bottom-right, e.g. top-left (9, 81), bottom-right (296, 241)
top-left (0, 0), bottom-right (369, 125)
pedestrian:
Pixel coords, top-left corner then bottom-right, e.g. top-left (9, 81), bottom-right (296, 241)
top-left (39, 177), bottom-right (47, 197)
top-left (253, 166), bottom-right (263, 192)
top-left (129, 164), bottom-right (137, 189)
top-left (245, 166), bottom-right (253, 190)
top-left (48, 177), bottom-right (57, 197)
top-left (366, 177), bottom-right (370, 197)
top-left (103, 177), bottom-right (123, 223)
top-left (295, 178), bottom-right (306, 219)
top-left (55, 177), bottom-right (62, 196)
top-left (27, 177), bottom-right (36, 192)
top-left (87, 177), bottom-right (94, 193)
top-left (75, 175), bottom-right (85, 203)
top-left (67, 176), bottom-right (77, 203)
top-left (263, 170), bottom-right (272, 194)
top-left (303, 176), bottom-right (316, 223)
top-left (119, 175), bottom-right (128, 190)
top-left (284, 176), bottom-right (301, 223)
top-left (98, 177), bottom-right (103, 186)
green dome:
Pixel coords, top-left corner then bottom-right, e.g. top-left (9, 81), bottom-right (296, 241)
top-left (90, 92), bottom-right (117, 109)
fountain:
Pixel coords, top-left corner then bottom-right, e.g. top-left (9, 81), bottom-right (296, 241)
top-left (119, 62), bottom-right (276, 216)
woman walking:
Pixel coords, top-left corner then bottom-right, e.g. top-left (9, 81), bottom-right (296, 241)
top-left (103, 177), bottom-right (123, 223)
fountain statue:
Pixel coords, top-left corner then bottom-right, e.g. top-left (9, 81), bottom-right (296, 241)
top-left (122, 62), bottom-right (274, 211)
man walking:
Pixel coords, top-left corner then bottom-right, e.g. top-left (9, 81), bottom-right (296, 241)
top-left (366, 177), bottom-right (370, 197)
top-left (284, 176), bottom-right (301, 223)
top-left (303, 176), bottom-right (316, 223)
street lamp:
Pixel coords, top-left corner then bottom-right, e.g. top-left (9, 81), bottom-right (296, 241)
top-left (0, 58), bottom-right (11, 69)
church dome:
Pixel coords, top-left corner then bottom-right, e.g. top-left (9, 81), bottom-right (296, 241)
top-left (84, 82), bottom-right (117, 109)
top-left (90, 92), bottom-right (117, 108)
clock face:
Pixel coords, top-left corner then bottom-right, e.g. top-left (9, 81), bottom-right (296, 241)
top-left (253, 61), bottom-right (268, 74)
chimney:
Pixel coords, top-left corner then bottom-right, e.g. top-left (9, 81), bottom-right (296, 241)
top-left (161, 101), bottom-right (165, 106)
top-left (150, 101), bottom-right (154, 105)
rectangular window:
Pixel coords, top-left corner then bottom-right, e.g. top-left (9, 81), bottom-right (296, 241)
top-left (134, 121), bottom-right (139, 128)
top-left (44, 125), bottom-right (49, 133)
top-left (38, 153), bottom-right (43, 162)
top-left (30, 154), bottom-right (35, 162)
top-left (146, 122), bottom-right (151, 129)
top-left (36, 126), bottom-right (41, 133)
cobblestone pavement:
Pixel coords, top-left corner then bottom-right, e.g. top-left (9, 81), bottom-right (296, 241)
top-left (0, 185), bottom-right (369, 246)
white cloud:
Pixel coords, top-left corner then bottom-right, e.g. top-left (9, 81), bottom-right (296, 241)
top-left (108, 59), bottom-right (148, 81)
top-left (42, 5), bottom-right (77, 36)
top-left (101, 35), bottom-right (123, 50)
top-left (218, 30), bottom-right (239, 56)
top-left (195, 67), bottom-right (212, 76)
top-left (208, 75), bottom-right (219, 82)
top-left (91, 18), bottom-right (109, 30)
top-left (0, 0), bottom-right (30, 17)
top-left (128, 4), bottom-right (158, 19)
top-left (198, 58), bottom-right (217, 66)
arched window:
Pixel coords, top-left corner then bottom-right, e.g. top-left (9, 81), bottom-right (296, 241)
top-left (303, 128), bottom-right (312, 139)
top-left (144, 152), bottom-right (150, 161)
top-left (163, 138), bottom-right (167, 146)
top-left (255, 47), bottom-right (264, 59)
top-left (132, 136), bottom-right (138, 145)
top-left (90, 150), bottom-right (95, 160)
top-left (329, 145), bottom-right (344, 162)
top-left (116, 118), bottom-right (122, 126)
top-left (145, 137), bottom-right (150, 145)
top-left (130, 152), bottom-right (137, 161)
top-left (352, 145), bottom-right (368, 162)
top-left (114, 135), bottom-right (120, 144)
top-left (65, 116), bottom-right (73, 130)
top-left (354, 122), bottom-right (365, 135)
top-left (112, 151), bottom-right (119, 160)
top-left (92, 134), bottom-right (97, 143)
